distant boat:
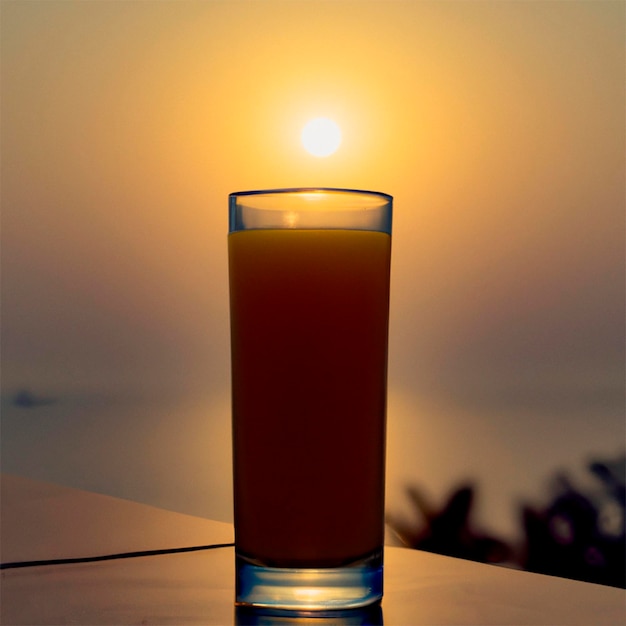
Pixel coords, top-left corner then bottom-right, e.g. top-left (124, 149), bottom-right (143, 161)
top-left (11, 390), bottom-right (57, 408)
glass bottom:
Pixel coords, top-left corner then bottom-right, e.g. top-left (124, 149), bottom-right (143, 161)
top-left (235, 549), bottom-right (383, 614)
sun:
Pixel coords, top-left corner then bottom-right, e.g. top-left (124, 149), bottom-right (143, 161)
top-left (301, 117), bottom-right (342, 157)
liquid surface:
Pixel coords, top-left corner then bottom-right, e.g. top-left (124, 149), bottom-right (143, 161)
top-left (229, 229), bottom-right (391, 567)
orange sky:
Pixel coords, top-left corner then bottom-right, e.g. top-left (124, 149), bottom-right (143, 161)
top-left (2, 1), bottom-right (624, 536)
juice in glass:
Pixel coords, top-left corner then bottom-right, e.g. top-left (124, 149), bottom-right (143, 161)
top-left (229, 229), bottom-right (391, 567)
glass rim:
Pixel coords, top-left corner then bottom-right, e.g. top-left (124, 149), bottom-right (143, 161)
top-left (229, 187), bottom-right (393, 204)
top-left (229, 187), bottom-right (392, 234)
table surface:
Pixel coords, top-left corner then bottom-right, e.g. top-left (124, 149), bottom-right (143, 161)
top-left (1, 473), bottom-right (624, 625)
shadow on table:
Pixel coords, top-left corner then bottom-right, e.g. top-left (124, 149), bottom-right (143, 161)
top-left (387, 453), bottom-right (625, 588)
top-left (235, 604), bottom-right (383, 625)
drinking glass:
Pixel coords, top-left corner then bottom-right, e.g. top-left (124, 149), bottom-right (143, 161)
top-left (228, 188), bottom-right (392, 613)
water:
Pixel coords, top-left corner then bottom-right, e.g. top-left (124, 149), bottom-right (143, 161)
top-left (1, 386), bottom-right (623, 546)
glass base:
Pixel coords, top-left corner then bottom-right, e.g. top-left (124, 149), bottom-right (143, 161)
top-left (235, 550), bottom-right (383, 614)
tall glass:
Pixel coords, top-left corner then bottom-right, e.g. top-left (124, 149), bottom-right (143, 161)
top-left (228, 188), bottom-right (392, 613)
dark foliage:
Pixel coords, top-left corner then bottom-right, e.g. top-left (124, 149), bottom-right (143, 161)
top-left (386, 483), bottom-right (511, 565)
top-left (520, 456), bottom-right (625, 588)
top-left (388, 454), bottom-right (625, 588)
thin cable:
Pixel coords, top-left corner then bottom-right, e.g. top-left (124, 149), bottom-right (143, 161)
top-left (0, 542), bottom-right (235, 570)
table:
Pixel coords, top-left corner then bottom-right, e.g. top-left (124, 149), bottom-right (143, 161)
top-left (2, 474), bottom-right (624, 625)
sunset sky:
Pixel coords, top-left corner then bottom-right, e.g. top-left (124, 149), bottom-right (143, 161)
top-left (2, 1), bottom-right (624, 538)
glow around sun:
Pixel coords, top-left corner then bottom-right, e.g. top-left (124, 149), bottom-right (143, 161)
top-left (301, 117), bottom-right (342, 157)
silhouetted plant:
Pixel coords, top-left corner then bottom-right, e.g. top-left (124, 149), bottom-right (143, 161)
top-left (388, 454), bottom-right (626, 588)
top-left (520, 455), bottom-right (625, 588)
top-left (386, 483), bottom-right (511, 565)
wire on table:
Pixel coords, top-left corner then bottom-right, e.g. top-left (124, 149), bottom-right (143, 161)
top-left (0, 542), bottom-right (235, 570)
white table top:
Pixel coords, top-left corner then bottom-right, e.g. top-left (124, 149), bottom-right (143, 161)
top-left (2, 473), bottom-right (624, 625)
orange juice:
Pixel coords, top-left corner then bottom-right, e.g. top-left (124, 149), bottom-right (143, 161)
top-left (229, 229), bottom-right (391, 568)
